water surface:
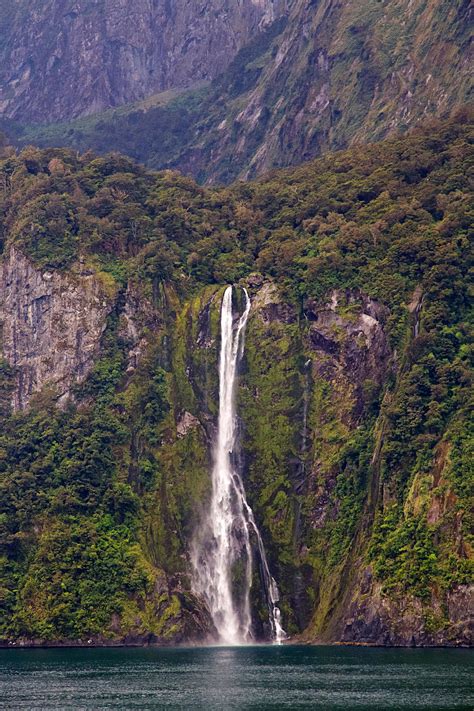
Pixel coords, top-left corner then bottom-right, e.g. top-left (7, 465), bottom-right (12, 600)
top-left (1, 645), bottom-right (472, 709)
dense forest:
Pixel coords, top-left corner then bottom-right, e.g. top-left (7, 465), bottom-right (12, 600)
top-left (0, 114), bottom-right (472, 645)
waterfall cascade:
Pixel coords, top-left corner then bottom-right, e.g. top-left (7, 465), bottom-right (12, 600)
top-left (192, 286), bottom-right (286, 645)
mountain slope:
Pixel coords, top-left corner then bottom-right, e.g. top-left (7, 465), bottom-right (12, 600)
top-left (5, 0), bottom-right (471, 183)
top-left (199, 0), bottom-right (472, 182)
top-left (0, 116), bottom-right (472, 646)
top-left (0, 0), bottom-right (285, 123)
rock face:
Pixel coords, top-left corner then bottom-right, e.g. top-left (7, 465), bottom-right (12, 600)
top-left (0, 248), bottom-right (114, 410)
top-left (0, 259), bottom-right (470, 646)
top-left (118, 281), bottom-right (160, 374)
top-left (176, 411), bottom-right (201, 439)
top-left (199, 0), bottom-right (472, 179)
top-left (0, 0), bottom-right (286, 123)
top-left (173, 0), bottom-right (472, 183)
top-left (251, 280), bottom-right (297, 325)
top-left (304, 289), bottom-right (392, 424)
top-left (303, 289), bottom-right (392, 528)
top-left (341, 574), bottom-right (473, 647)
top-left (6, 0), bottom-right (469, 184)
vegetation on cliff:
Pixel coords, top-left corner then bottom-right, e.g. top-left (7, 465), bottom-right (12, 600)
top-left (0, 115), bottom-right (472, 643)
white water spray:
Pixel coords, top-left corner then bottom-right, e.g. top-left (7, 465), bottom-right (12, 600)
top-left (192, 286), bottom-right (286, 645)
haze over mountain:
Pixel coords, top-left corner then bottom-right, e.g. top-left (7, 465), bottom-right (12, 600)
top-left (2, 0), bottom-right (471, 183)
top-left (0, 0), bottom-right (286, 123)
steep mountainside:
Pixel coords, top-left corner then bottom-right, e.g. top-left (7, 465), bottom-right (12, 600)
top-left (0, 0), bottom-right (285, 123)
top-left (196, 0), bottom-right (472, 182)
top-left (0, 116), bottom-right (472, 646)
top-left (5, 0), bottom-right (471, 183)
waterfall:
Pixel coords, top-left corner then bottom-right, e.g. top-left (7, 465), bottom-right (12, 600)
top-left (192, 286), bottom-right (286, 645)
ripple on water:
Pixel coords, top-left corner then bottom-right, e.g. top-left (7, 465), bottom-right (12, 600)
top-left (1, 645), bottom-right (472, 710)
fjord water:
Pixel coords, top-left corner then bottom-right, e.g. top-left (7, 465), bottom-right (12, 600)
top-left (1, 646), bottom-right (472, 710)
top-left (191, 286), bottom-right (284, 644)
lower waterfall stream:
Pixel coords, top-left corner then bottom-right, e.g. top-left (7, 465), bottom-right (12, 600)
top-left (192, 286), bottom-right (285, 645)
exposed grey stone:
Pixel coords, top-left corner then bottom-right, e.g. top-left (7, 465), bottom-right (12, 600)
top-left (0, 248), bottom-right (114, 410)
top-left (177, 410), bottom-right (200, 439)
top-left (304, 288), bottom-right (392, 424)
top-left (341, 577), bottom-right (473, 647)
top-left (0, 0), bottom-right (286, 123)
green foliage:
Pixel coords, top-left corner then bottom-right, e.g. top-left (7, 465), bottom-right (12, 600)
top-left (12, 516), bottom-right (151, 640)
top-left (325, 429), bottom-right (372, 566)
top-left (0, 333), bottom-right (178, 640)
top-left (0, 359), bottom-right (14, 417)
top-left (0, 115), bottom-right (472, 640)
top-left (240, 317), bottom-right (303, 560)
top-left (369, 507), bottom-right (439, 600)
top-left (10, 192), bottom-right (79, 268)
top-left (1, 118), bottom-right (471, 310)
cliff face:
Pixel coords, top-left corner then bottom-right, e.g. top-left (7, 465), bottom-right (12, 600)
top-left (0, 247), bottom-right (115, 410)
top-left (0, 0), bottom-right (285, 123)
top-left (1, 261), bottom-right (471, 646)
top-left (340, 576), bottom-right (472, 646)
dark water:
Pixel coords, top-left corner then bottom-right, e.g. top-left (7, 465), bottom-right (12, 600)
top-left (0, 645), bottom-right (472, 710)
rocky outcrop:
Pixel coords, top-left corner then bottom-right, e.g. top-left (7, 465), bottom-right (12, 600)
top-left (176, 411), bottom-right (200, 439)
top-left (341, 573), bottom-right (473, 647)
top-left (251, 280), bottom-right (297, 324)
top-left (301, 289), bottom-right (392, 534)
top-left (118, 282), bottom-right (160, 374)
top-left (305, 289), bottom-right (392, 424)
top-left (0, 248), bottom-right (115, 410)
top-left (0, 0), bottom-right (287, 123)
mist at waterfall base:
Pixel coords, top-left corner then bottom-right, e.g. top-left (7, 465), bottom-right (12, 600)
top-left (191, 286), bottom-right (285, 645)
